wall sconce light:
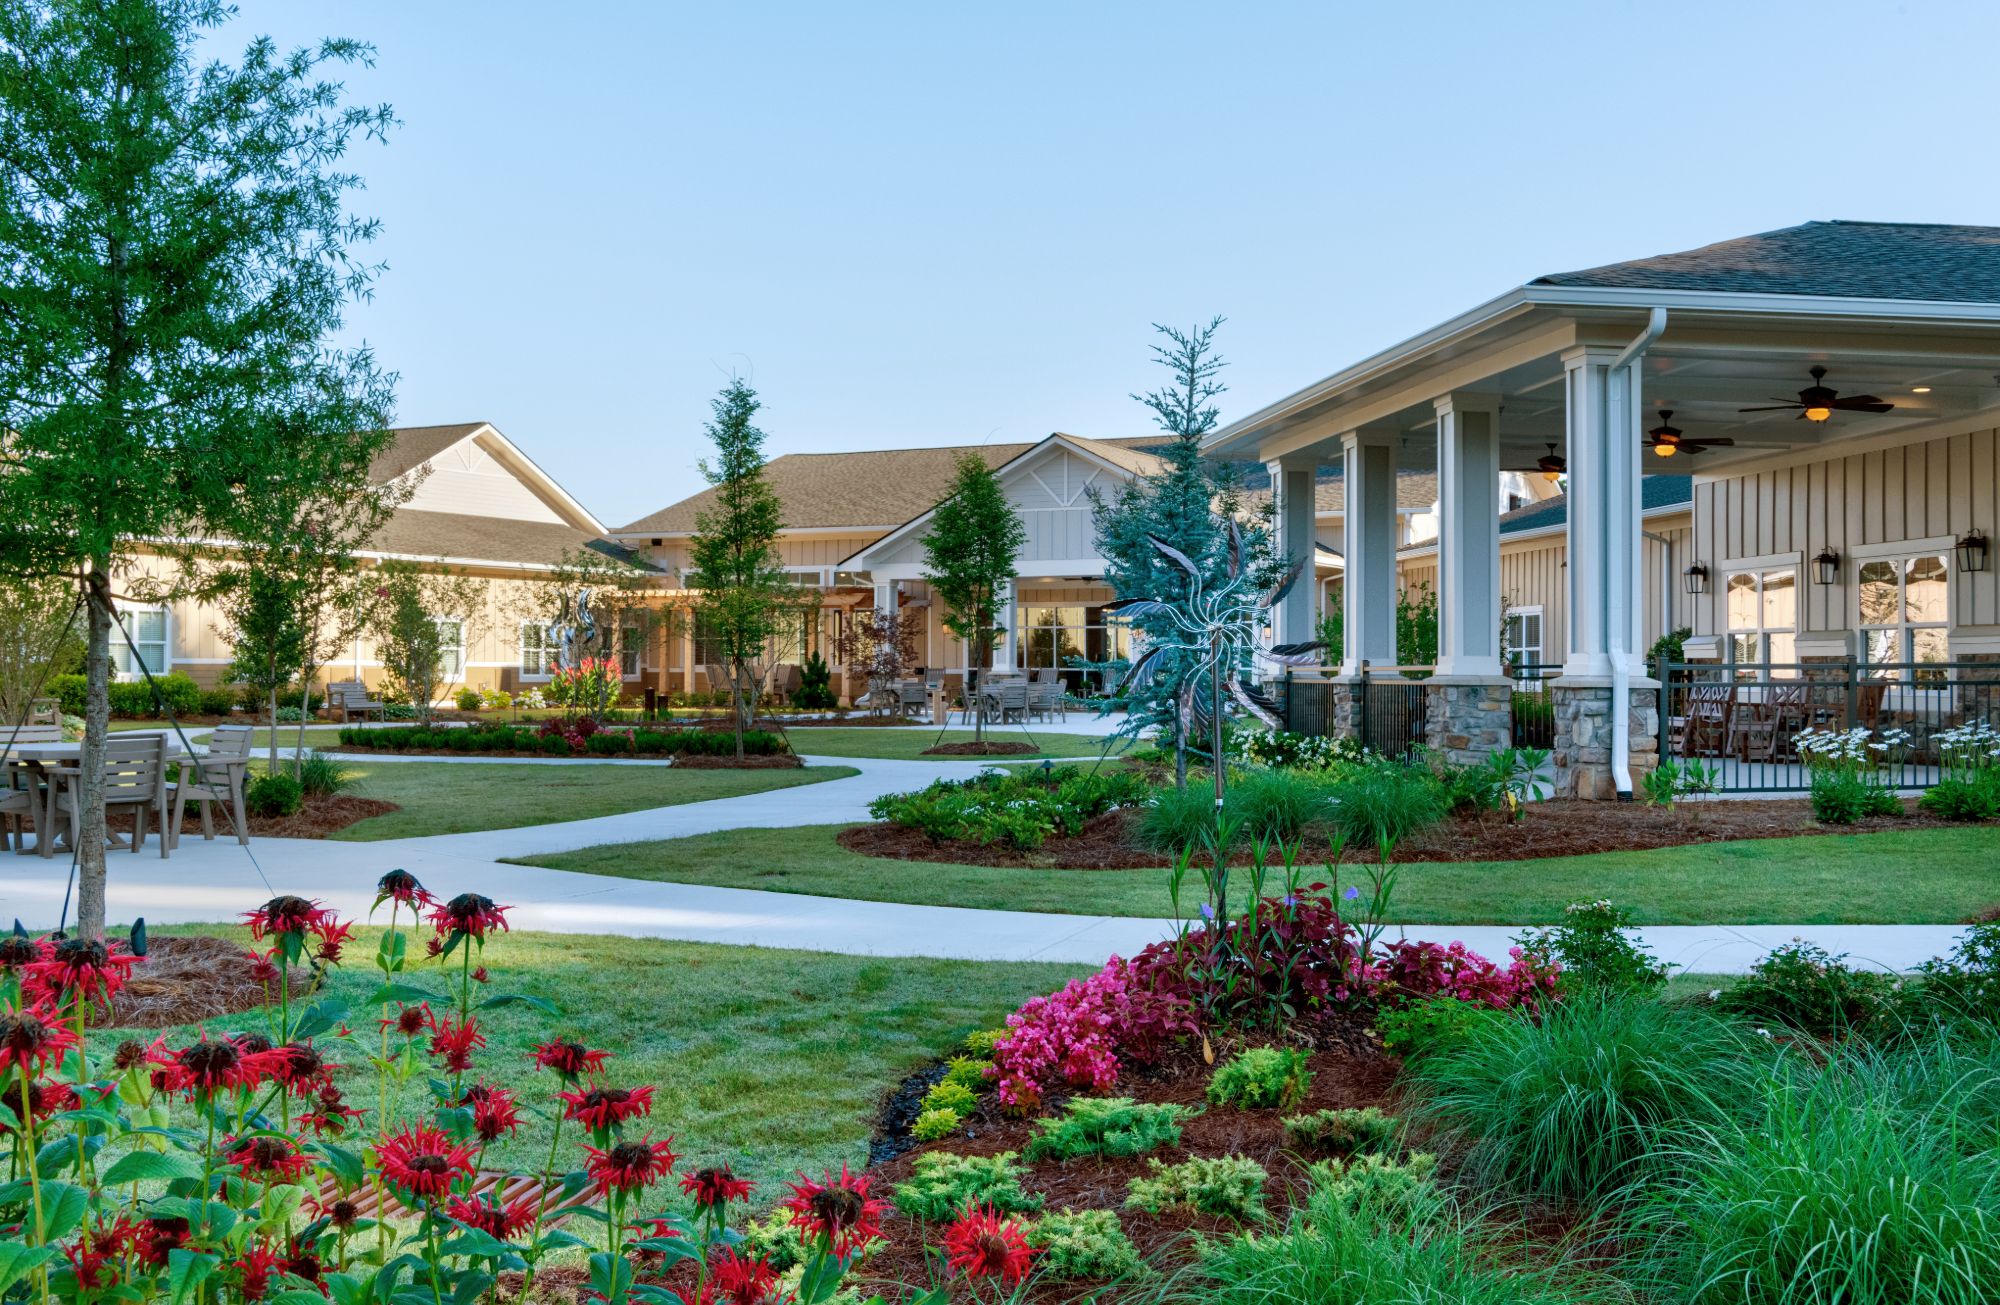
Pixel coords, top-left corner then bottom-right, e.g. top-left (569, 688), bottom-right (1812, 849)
top-left (1956, 528), bottom-right (1989, 574)
top-left (1811, 546), bottom-right (1841, 586)
top-left (1682, 563), bottom-right (1709, 596)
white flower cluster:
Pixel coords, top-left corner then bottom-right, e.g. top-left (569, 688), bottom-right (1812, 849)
top-left (516, 687), bottom-right (548, 710)
top-left (1934, 720), bottom-right (2000, 771)
top-left (1792, 724), bottom-right (1910, 769)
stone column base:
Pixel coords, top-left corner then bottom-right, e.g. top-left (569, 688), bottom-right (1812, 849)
top-left (1423, 676), bottom-right (1512, 767)
top-left (1551, 678), bottom-right (1661, 800)
top-left (1328, 676), bottom-right (1364, 741)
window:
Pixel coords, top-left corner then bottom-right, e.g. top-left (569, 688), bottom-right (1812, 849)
top-left (693, 614), bottom-right (725, 667)
top-left (619, 622), bottom-right (643, 678)
top-left (111, 608), bottom-right (168, 678)
top-left (435, 618), bottom-right (464, 680)
top-left (1859, 553), bottom-right (1949, 678)
top-left (1015, 605), bottom-right (1132, 689)
top-left (1503, 606), bottom-right (1544, 681)
top-left (1724, 567), bottom-right (1797, 676)
top-left (520, 622), bottom-right (555, 677)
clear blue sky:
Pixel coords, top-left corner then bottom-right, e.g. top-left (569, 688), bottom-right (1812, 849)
top-left (224, 0), bottom-right (1999, 529)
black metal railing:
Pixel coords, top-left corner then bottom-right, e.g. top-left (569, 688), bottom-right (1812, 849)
top-left (1507, 661), bottom-right (1557, 749)
top-left (1659, 658), bottom-right (2000, 792)
top-left (1356, 662), bottom-right (1428, 759)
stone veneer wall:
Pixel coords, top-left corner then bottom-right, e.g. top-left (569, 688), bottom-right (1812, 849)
top-left (1551, 683), bottom-right (1660, 800)
top-left (1423, 680), bottom-right (1511, 767)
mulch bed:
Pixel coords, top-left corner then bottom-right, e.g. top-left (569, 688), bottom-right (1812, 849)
top-left (839, 799), bottom-right (1962, 869)
top-left (919, 741), bottom-right (1042, 757)
top-left (668, 753), bottom-right (803, 769)
top-left (100, 935), bottom-right (313, 1028)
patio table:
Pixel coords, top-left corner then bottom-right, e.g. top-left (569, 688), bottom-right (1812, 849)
top-left (6, 733), bottom-right (187, 857)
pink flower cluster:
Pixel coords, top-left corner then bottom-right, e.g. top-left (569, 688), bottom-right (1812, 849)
top-left (988, 957), bottom-right (1194, 1110)
top-left (1374, 940), bottom-right (1562, 1010)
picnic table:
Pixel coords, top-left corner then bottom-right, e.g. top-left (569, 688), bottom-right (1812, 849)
top-left (6, 733), bottom-right (188, 857)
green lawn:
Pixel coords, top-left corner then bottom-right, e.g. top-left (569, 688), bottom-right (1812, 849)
top-left (117, 925), bottom-right (1084, 1199)
top-left (325, 761), bottom-right (858, 841)
top-left (778, 726), bottom-right (1129, 762)
top-left (515, 823), bottom-right (2000, 926)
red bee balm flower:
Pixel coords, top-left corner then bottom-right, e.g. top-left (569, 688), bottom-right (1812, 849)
top-left (63, 1218), bottom-right (133, 1292)
top-left (0, 1081), bottom-right (77, 1135)
top-left (308, 916), bottom-right (353, 964)
top-left (679, 1164), bottom-right (755, 1211)
top-left (943, 1204), bottom-right (1038, 1283)
top-left (426, 1011), bottom-right (485, 1073)
top-left (132, 1216), bottom-right (191, 1267)
top-left (149, 1036), bottom-right (284, 1099)
top-left (462, 1082), bottom-right (522, 1143)
top-left (783, 1165), bottom-right (887, 1259)
top-left (0, 1001), bottom-right (78, 1076)
top-left (383, 1002), bottom-right (430, 1038)
top-left (374, 869), bottom-right (434, 910)
top-left (23, 936), bottom-right (141, 1006)
top-left (584, 1133), bottom-right (677, 1193)
top-left (707, 1248), bottom-right (782, 1304)
top-left (270, 1040), bottom-right (334, 1093)
top-left (558, 1083), bottom-right (654, 1133)
top-left (233, 1243), bottom-right (282, 1301)
top-left (223, 1134), bottom-right (313, 1183)
top-left (427, 892), bottom-right (510, 941)
top-left (244, 895), bottom-right (332, 942)
top-left (446, 1191), bottom-right (538, 1239)
top-left (530, 1037), bottom-right (608, 1082)
top-left (377, 1124), bottom-right (477, 1202)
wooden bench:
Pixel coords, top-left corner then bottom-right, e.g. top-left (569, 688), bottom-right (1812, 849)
top-left (328, 680), bottom-right (386, 722)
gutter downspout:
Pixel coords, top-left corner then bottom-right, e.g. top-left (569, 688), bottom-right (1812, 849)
top-left (1604, 307), bottom-right (1668, 800)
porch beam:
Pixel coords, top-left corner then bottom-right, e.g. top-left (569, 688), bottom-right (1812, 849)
top-left (1432, 393), bottom-right (1504, 678)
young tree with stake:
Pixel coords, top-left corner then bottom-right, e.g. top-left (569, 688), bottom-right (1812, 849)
top-left (921, 453), bottom-right (1025, 743)
top-left (0, 1), bottom-right (397, 937)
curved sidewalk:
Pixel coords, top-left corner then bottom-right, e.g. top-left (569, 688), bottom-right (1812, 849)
top-left (0, 750), bottom-right (1972, 973)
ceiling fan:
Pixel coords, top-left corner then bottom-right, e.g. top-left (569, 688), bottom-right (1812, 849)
top-left (1645, 411), bottom-right (1732, 459)
top-left (1738, 365), bottom-right (1894, 423)
top-left (1536, 443), bottom-right (1565, 482)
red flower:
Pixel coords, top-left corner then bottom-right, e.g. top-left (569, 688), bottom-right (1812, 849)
top-left (557, 1083), bottom-right (653, 1133)
top-left (679, 1164), bottom-right (755, 1212)
top-left (462, 1082), bottom-right (522, 1143)
top-left (427, 892), bottom-right (511, 942)
top-left (281, 1239), bottom-right (325, 1286)
top-left (374, 869), bottom-right (434, 910)
top-left (376, 1124), bottom-right (476, 1202)
top-left (233, 1243), bottom-right (281, 1300)
top-left (382, 1002), bottom-right (430, 1038)
top-left (472, 966), bottom-right (489, 984)
top-left (445, 1191), bottom-right (538, 1239)
top-left (584, 1133), bottom-right (677, 1193)
top-left (63, 1217), bottom-right (133, 1291)
top-left (0, 1000), bottom-right (78, 1076)
top-left (0, 934), bottom-right (38, 973)
top-left (223, 1133), bottom-right (313, 1183)
top-left (304, 1194), bottom-right (362, 1230)
top-left (783, 1165), bottom-right (886, 1259)
top-left (668, 1286), bottom-right (722, 1305)
top-left (270, 1040), bottom-right (334, 1093)
top-left (0, 1080), bottom-right (76, 1135)
top-left (23, 936), bottom-right (141, 1006)
top-left (300, 1084), bottom-right (366, 1137)
top-left (530, 1037), bottom-right (607, 1082)
top-left (132, 1215), bottom-right (191, 1267)
top-left (707, 1248), bottom-right (783, 1304)
top-left (244, 895), bottom-right (331, 942)
top-left (149, 1036), bottom-right (283, 1099)
top-left (942, 1204), bottom-right (1037, 1283)
top-left (308, 916), bottom-right (353, 965)
top-left (426, 1010), bottom-right (484, 1073)
top-left (247, 952), bottom-right (281, 985)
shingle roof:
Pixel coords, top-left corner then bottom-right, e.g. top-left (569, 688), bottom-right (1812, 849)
top-left (367, 508), bottom-right (648, 570)
top-left (368, 423), bottom-right (487, 481)
top-left (1531, 221), bottom-right (2000, 303)
top-left (1496, 475), bottom-right (1694, 537)
top-left (616, 434), bottom-right (1171, 535)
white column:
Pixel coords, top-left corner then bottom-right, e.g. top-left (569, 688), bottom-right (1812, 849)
top-left (1339, 431), bottom-right (1398, 674)
top-left (993, 577), bottom-right (1016, 670)
top-left (1432, 393), bottom-right (1504, 678)
top-left (1268, 456), bottom-right (1318, 647)
top-left (871, 580), bottom-right (897, 616)
top-left (1562, 347), bottom-right (1648, 678)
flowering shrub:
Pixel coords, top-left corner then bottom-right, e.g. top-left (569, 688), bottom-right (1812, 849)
top-left (868, 766), bottom-right (1150, 850)
top-left (1712, 939), bottom-right (1900, 1037)
top-left (1235, 729), bottom-right (1364, 772)
top-left (549, 655), bottom-right (621, 715)
top-left (1372, 939), bottom-right (1562, 1010)
top-left (1513, 899), bottom-right (1668, 996)
top-left (1795, 725), bottom-right (1907, 824)
top-left (988, 956), bottom-right (1197, 1109)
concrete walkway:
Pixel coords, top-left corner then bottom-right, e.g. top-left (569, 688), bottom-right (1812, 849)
top-left (0, 743), bottom-right (1973, 973)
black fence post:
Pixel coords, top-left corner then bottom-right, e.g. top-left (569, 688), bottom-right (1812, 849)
top-left (1358, 659), bottom-right (1371, 752)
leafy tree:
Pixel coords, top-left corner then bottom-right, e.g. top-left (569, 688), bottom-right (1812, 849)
top-left (1397, 583), bottom-right (1440, 669)
top-left (0, 576), bottom-right (81, 723)
top-left (922, 452), bottom-right (1025, 741)
top-left (835, 607), bottom-right (923, 691)
top-left (0, 1), bottom-right (396, 937)
top-left (218, 568), bottom-right (308, 768)
top-left (686, 378), bottom-right (792, 758)
top-left (1090, 318), bottom-right (1277, 785)
top-left (370, 563), bottom-right (482, 728)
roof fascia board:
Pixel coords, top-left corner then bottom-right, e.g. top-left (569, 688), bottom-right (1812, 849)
top-left (1399, 500), bottom-right (1695, 556)
top-left (606, 523), bottom-right (895, 541)
top-left (469, 427), bottom-right (609, 536)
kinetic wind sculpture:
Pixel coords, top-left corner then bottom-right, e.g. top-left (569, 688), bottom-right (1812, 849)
top-left (1106, 519), bottom-right (1316, 786)
top-left (549, 587), bottom-right (597, 672)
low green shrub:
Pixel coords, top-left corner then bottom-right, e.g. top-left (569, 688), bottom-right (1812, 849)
top-left (540, 734), bottom-right (572, 756)
top-left (910, 1108), bottom-right (961, 1142)
top-left (1809, 769), bottom-right (1901, 824)
top-left (1515, 899), bottom-right (1669, 996)
top-left (739, 1209), bottom-right (813, 1270)
top-left (245, 772), bottom-right (303, 818)
top-left (453, 687), bottom-right (483, 712)
top-left (941, 1056), bottom-right (991, 1093)
top-left (1307, 1151), bottom-right (1438, 1213)
top-left (1023, 1097), bottom-right (1194, 1162)
top-left (1326, 759), bottom-right (1448, 857)
top-left (892, 1151), bottom-right (1042, 1221)
top-left (47, 673), bottom-right (86, 717)
top-left (1125, 1155), bottom-right (1268, 1221)
top-left (920, 1081), bottom-right (979, 1117)
top-left (1712, 940), bottom-right (1899, 1039)
top-left (586, 731), bottom-right (633, 756)
top-left (1027, 1209), bottom-right (1146, 1281)
top-left (1229, 766), bottom-right (1326, 844)
top-left (196, 688), bottom-right (238, 717)
top-left (1282, 1106), bottom-right (1399, 1158)
top-left (1403, 996), bottom-right (1765, 1205)
top-left (1208, 1046), bottom-right (1312, 1110)
top-left (1136, 781), bottom-right (1225, 855)
top-left (1234, 729), bottom-right (1363, 772)
top-left (962, 1028), bottom-right (1008, 1058)
top-left (1907, 921), bottom-right (2000, 1024)
top-left (1374, 996), bottom-right (1502, 1059)
top-left (1918, 773), bottom-right (2000, 822)
top-left (98, 671), bottom-right (202, 719)
top-left (294, 750), bottom-right (351, 798)
top-left (869, 766), bottom-right (1148, 850)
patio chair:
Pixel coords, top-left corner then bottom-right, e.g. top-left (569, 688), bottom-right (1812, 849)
top-left (770, 664), bottom-right (802, 703)
top-left (1675, 684), bottom-right (1733, 758)
top-left (168, 723), bottom-right (254, 848)
top-left (989, 680), bottom-right (1029, 724)
top-left (27, 698), bottom-right (59, 726)
top-left (1028, 678), bottom-right (1064, 723)
top-left (0, 724), bottom-right (62, 853)
top-left (897, 680), bottom-right (929, 718)
top-left (51, 734), bottom-right (170, 859)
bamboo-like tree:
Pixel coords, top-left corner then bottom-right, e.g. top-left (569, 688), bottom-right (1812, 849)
top-left (0, 1), bottom-right (397, 937)
top-left (686, 378), bottom-right (791, 759)
top-left (922, 453), bottom-right (1025, 742)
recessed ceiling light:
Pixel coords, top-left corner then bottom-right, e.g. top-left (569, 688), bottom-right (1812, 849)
top-left (1912, 386), bottom-right (1932, 393)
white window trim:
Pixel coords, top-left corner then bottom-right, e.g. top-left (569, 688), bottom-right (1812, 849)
top-left (1856, 550), bottom-right (1951, 669)
top-left (1848, 535), bottom-right (1957, 563)
top-left (1721, 562), bottom-right (1800, 673)
top-left (112, 606), bottom-right (172, 682)
top-left (433, 615), bottom-right (467, 683)
top-left (1504, 605), bottom-right (1545, 678)
top-left (518, 619), bottom-right (555, 682)
top-left (619, 623), bottom-right (644, 681)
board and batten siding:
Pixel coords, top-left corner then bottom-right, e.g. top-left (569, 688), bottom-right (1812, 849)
top-left (1690, 425), bottom-right (2000, 638)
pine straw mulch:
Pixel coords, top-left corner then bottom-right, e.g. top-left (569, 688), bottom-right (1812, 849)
top-left (667, 753), bottom-right (803, 769)
top-left (838, 799), bottom-right (1962, 869)
top-left (98, 935), bottom-right (314, 1029)
top-left (919, 741), bottom-right (1042, 757)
